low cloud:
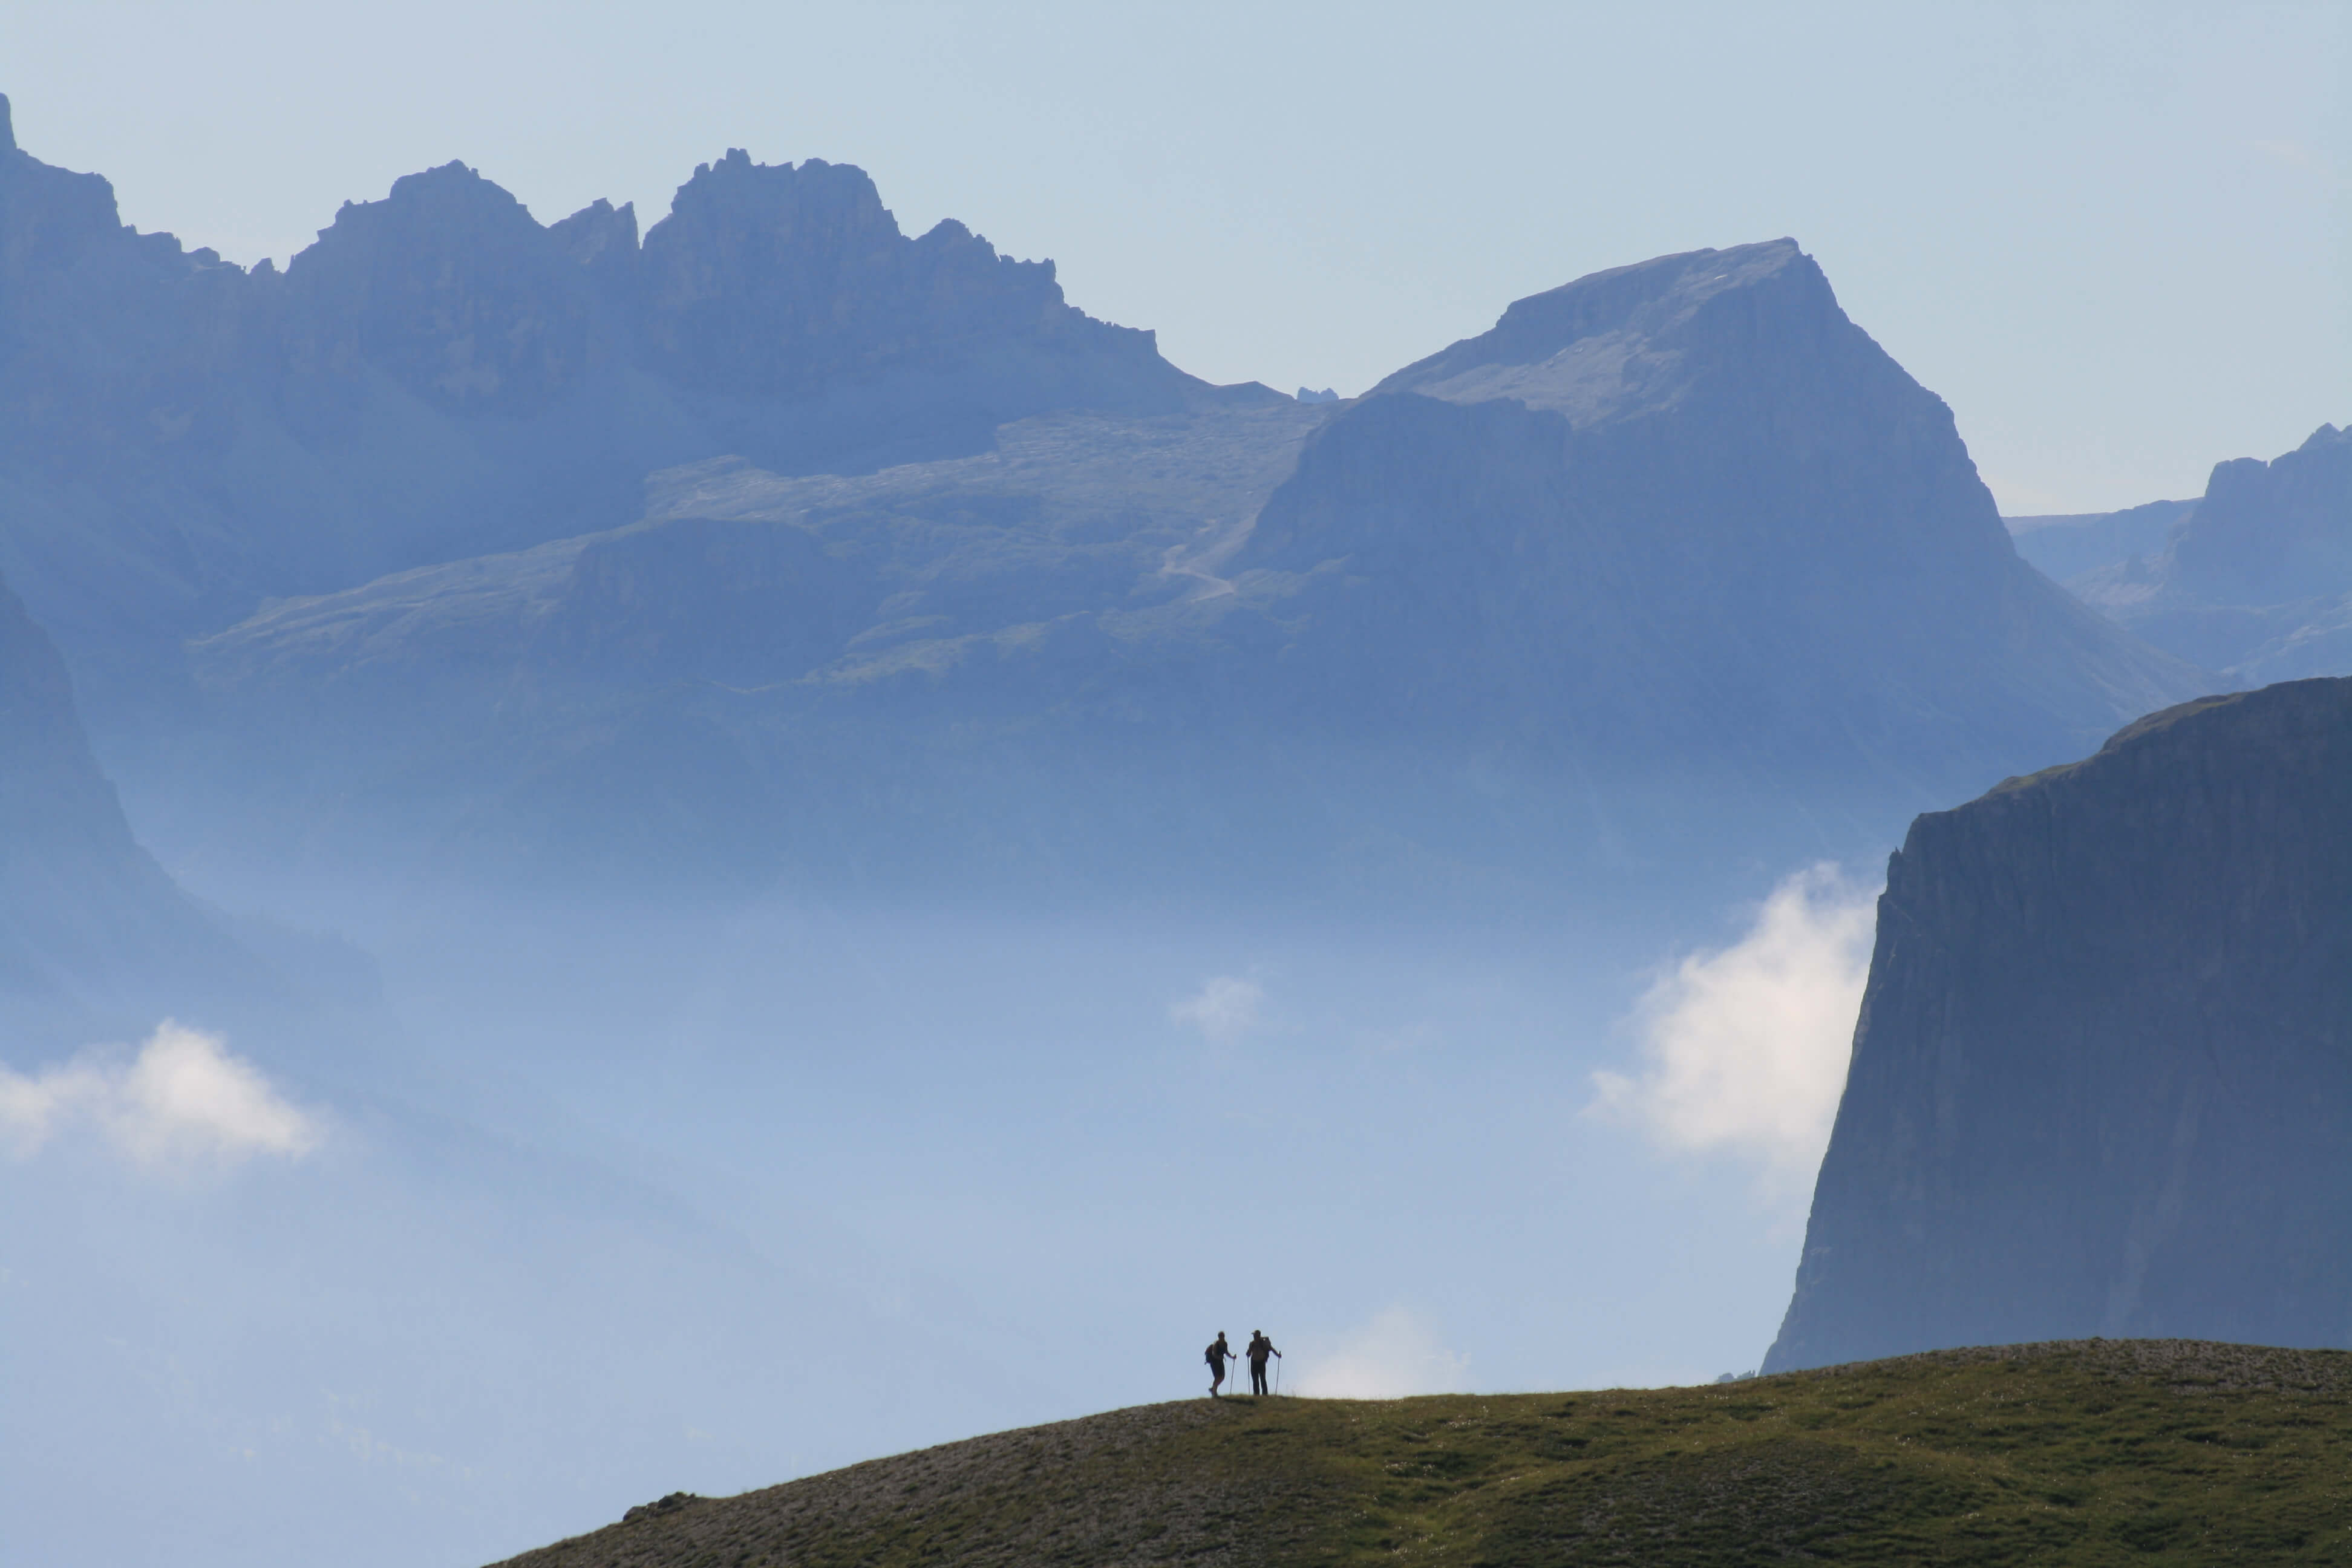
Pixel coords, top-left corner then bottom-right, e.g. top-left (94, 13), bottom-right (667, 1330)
top-left (1592, 864), bottom-right (1877, 1195)
top-left (0, 1022), bottom-right (322, 1166)
top-left (1171, 975), bottom-right (1264, 1048)
top-left (1292, 1307), bottom-right (1469, 1399)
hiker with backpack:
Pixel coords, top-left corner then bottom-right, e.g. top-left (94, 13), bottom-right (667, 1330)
top-left (1205, 1331), bottom-right (1236, 1397)
top-left (1246, 1330), bottom-right (1281, 1395)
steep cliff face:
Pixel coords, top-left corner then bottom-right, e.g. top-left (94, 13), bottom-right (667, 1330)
top-left (1765, 676), bottom-right (2352, 1371)
top-left (2072, 423), bottom-right (2352, 682)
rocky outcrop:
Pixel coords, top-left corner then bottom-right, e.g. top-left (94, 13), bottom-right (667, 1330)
top-left (637, 150), bottom-right (1173, 405)
top-left (2071, 424), bottom-right (2352, 681)
top-left (275, 162), bottom-right (604, 416)
top-left (1765, 676), bottom-right (2352, 1371)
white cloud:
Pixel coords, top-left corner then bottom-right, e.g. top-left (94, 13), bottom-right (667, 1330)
top-left (0, 1022), bottom-right (322, 1166)
top-left (1292, 1306), bottom-right (1469, 1400)
top-left (1171, 975), bottom-right (1264, 1048)
top-left (1591, 863), bottom-right (1877, 1195)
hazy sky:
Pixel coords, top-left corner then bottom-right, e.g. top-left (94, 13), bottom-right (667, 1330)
top-left (4, 2), bottom-right (2345, 511)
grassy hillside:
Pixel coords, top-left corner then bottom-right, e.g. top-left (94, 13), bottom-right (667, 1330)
top-left (491, 1340), bottom-right (2352, 1566)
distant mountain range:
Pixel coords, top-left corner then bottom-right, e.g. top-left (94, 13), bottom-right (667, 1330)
top-left (0, 85), bottom-right (2225, 935)
top-left (1767, 675), bottom-right (2352, 1371)
top-left (2005, 498), bottom-right (2195, 582)
top-left (0, 95), bottom-right (1225, 732)
top-left (2005, 423), bottom-right (2351, 684)
top-left (172, 235), bottom-right (2203, 901)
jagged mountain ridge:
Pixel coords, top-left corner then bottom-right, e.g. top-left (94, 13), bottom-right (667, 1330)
top-left (0, 93), bottom-right (1233, 726)
top-left (2071, 423), bottom-right (2352, 682)
top-left (1765, 675), bottom-right (2352, 1373)
top-left (178, 240), bottom-right (2203, 901)
top-left (0, 89), bottom-right (2209, 909)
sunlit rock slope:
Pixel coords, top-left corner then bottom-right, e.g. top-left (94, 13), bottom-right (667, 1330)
top-left (1766, 676), bottom-right (2352, 1372)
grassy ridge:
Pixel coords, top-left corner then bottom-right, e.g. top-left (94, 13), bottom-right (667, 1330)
top-left (493, 1340), bottom-right (2352, 1566)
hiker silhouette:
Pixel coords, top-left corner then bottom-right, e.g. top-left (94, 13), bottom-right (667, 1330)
top-left (1247, 1330), bottom-right (1281, 1395)
top-left (1204, 1332), bottom-right (1236, 1396)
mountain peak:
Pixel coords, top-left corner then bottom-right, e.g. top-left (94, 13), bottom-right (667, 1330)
top-left (1371, 238), bottom-right (1837, 423)
top-left (633, 149), bottom-right (1168, 406)
top-left (1, 92), bottom-right (14, 153)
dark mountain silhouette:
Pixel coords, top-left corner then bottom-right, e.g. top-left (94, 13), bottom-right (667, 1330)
top-left (1766, 676), bottom-right (2352, 1373)
top-left (2068, 424), bottom-right (2352, 682)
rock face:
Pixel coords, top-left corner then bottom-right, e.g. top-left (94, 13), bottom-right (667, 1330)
top-left (1765, 677), bottom-right (2352, 1371)
top-left (2070, 424), bottom-right (2352, 682)
top-left (636, 151), bottom-right (1171, 405)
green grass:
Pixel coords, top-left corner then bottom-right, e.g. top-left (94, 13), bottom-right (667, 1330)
top-left (494, 1340), bottom-right (2352, 1567)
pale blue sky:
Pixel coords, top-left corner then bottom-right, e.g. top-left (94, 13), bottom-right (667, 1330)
top-left (4, 1), bottom-right (2344, 512)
